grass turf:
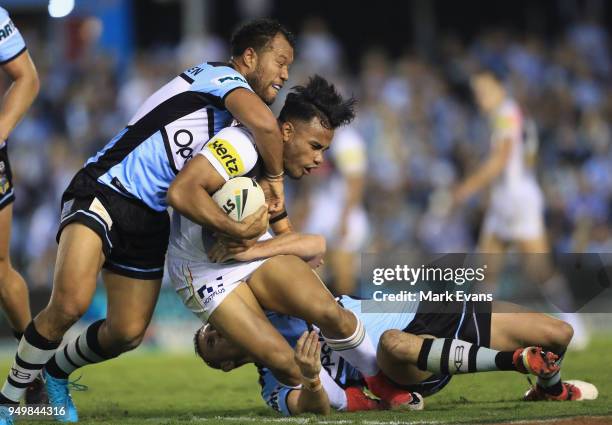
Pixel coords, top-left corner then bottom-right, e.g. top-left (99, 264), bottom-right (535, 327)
top-left (1, 334), bottom-right (611, 424)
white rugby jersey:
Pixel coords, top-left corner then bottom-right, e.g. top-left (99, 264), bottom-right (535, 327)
top-left (168, 125), bottom-right (271, 266)
top-left (84, 62), bottom-right (255, 211)
top-left (490, 98), bottom-right (536, 190)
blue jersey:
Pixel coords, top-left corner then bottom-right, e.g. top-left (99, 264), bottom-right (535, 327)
top-left (0, 7), bottom-right (26, 64)
top-left (84, 62), bottom-right (253, 211)
top-left (258, 296), bottom-right (418, 415)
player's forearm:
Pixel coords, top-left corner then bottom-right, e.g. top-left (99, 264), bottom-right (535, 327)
top-left (245, 233), bottom-right (325, 261)
top-left (0, 72), bottom-right (39, 141)
top-left (458, 158), bottom-right (504, 199)
top-left (295, 388), bottom-right (331, 415)
top-left (250, 124), bottom-right (284, 175)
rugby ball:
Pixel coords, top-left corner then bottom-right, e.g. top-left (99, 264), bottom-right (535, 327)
top-left (212, 177), bottom-right (266, 222)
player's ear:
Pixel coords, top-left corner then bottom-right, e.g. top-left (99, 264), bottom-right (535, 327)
top-left (280, 121), bottom-right (293, 143)
top-left (242, 47), bottom-right (258, 71)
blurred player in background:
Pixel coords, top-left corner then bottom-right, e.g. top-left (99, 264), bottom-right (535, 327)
top-left (0, 6), bottom-right (42, 405)
top-left (297, 124), bottom-right (369, 295)
top-left (452, 67), bottom-right (588, 349)
top-left (0, 18), bottom-right (293, 424)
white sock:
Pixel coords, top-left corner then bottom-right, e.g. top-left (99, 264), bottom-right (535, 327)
top-left (319, 370), bottom-right (347, 411)
top-left (322, 313), bottom-right (379, 377)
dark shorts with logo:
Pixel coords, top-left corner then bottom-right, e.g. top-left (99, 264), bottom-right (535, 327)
top-left (393, 299), bottom-right (492, 397)
top-left (0, 143), bottom-right (15, 210)
top-left (57, 169), bottom-right (170, 280)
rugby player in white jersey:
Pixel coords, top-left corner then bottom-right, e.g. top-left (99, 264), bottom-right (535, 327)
top-left (0, 6), bottom-right (43, 408)
top-left (167, 75), bottom-right (419, 409)
top-left (0, 19), bottom-right (294, 424)
top-left (452, 67), bottom-right (588, 349)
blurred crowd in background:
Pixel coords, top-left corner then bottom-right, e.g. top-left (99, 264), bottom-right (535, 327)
top-left (2, 9), bottom-right (610, 289)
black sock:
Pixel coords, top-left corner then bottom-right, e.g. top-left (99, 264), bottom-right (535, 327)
top-left (12, 330), bottom-right (23, 342)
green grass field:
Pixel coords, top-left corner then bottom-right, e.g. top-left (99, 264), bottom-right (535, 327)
top-left (2, 335), bottom-right (611, 425)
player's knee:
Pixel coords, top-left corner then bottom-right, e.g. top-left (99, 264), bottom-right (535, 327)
top-left (541, 319), bottom-right (573, 350)
top-left (105, 324), bottom-right (147, 353)
top-left (316, 303), bottom-right (349, 336)
top-left (45, 302), bottom-right (87, 331)
top-left (555, 321), bottom-right (574, 348)
top-left (379, 329), bottom-right (404, 359)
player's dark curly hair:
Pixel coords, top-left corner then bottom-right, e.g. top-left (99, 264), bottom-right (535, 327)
top-left (231, 18), bottom-right (295, 57)
top-left (279, 75), bottom-right (356, 130)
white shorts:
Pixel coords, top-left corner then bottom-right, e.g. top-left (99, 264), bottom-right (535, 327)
top-left (482, 181), bottom-right (544, 241)
top-left (167, 253), bottom-right (268, 324)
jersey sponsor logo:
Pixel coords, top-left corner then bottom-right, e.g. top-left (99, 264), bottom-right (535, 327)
top-left (207, 138), bottom-right (244, 176)
top-left (89, 197), bottom-right (113, 230)
top-left (163, 110), bottom-right (210, 173)
top-left (267, 388), bottom-right (281, 413)
top-left (0, 161), bottom-right (9, 195)
top-left (173, 129), bottom-right (194, 160)
top-left (0, 178), bottom-right (7, 195)
top-left (494, 113), bottom-right (518, 132)
top-left (196, 278), bottom-right (226, 306)
top-left (212, 74), bottom-right (247, 86)
top-left (453, 345), bottom-right (464, 372)
top-left (11, 367), bottom-right (31, 381)
top-left (0, 19), bottom-right (17, 42)
top-left (185, 65), bottom-right (204, 77)
top-left (320, 340), bottom-right (338, 377)
top-left (61, 199), bottom-right (75, 220)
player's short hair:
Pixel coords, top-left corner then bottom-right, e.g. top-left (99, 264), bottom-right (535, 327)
top-left (279, 75), bottom-right (356, 130)
top-left (231, 18), bottom-right (295, 57)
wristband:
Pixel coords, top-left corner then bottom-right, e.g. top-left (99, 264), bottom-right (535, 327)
top-left (264, 170), bottom-right (284, 181)
top-left (269, 210), bottom-right (288, 224)
top-left (301, 376), bottom-right (322, 392)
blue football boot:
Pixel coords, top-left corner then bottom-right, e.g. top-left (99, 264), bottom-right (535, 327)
top-left (0, 405), bottom-right (13, 425)
top-left (43, 370), bottom-right (78, 422)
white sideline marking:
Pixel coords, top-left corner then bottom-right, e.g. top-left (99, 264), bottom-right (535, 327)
top-left (142, 415), bottom-right (610, 425)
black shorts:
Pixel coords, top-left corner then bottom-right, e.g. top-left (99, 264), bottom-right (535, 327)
top-left (57, 170), bottom-right (170, 280)
top-left (0, 143), bottom-right (15, 210)
top-left (396, 299), bottom-right (492, 397)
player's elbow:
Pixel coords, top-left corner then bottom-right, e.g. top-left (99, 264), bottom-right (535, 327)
top-left (313, 235), bottom-right (326, 257)
top-left (555, 320), bottom-right (574, 349)
top-left (167, 179), bottom-right (189, 211)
